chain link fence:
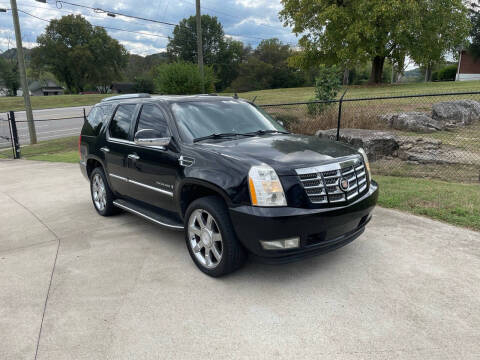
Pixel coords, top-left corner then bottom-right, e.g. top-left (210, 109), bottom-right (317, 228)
top-left (0, 108), bottom-right (86, 160)
top-left (261, 91), bottom-right (480, 183)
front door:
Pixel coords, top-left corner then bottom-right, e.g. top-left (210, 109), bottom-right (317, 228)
top-left (104, 103), bottom-right (138, 197)
top-left (125, 104), bottom-right (179, 212)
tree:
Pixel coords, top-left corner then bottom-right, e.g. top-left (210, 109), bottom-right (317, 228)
top-left (409, 0), bottom-right (469, 82)
top-left (254, 38), bottom-right (305, 88)
top-left (231, 57), bottom-right (274, 92)
top-left (32, 15), bottom-right (127, 93)
top-left (469, 4), bottom-right (480, 59)
top-left (0, 57), bottom-right (19, 96)
top-left (167, 15), bottom-right (224, 65)
top-left (213, 39), bottom-right (250, 91)
top-left (279, 0), bottom-right (469, 84)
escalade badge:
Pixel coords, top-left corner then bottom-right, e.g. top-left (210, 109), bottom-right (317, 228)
top-left (339, 178), bottom-right (349, 191)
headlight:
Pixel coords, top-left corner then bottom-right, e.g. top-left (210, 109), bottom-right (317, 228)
top-left (358, 148), bottom-right (371, 183)
top-left (248, 164), bottom-right (287, 207)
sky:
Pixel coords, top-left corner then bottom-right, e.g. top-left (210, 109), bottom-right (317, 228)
top-left (0, 0), bottom-right (299, 56)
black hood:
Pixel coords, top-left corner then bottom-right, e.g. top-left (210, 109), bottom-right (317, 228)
top-left (196, 134), bottom-right (360, 175)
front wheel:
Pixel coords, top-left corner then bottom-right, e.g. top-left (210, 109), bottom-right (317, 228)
top-left (185, 196), bottom-right (247, 277)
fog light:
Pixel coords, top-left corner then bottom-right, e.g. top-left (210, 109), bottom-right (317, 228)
top-left (260, 237), bottom-right (300, 250)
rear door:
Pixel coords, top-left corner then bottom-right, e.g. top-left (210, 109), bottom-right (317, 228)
top-left (104, 103), bottom-right (138, 197)
top-left (125, 103), bottom-right (179, 212)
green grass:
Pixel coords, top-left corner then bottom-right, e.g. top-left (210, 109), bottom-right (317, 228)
top-left (376, 175), bottom-right (480, 231)
top-left (230, 80), bottom-right (480, 104)
top-left (0, 136), bottom-right (79, 162)
top-left (0, 94), bottom-right (110, 112)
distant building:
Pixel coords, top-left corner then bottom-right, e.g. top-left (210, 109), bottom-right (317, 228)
top-left (29, 80), bottom-right (64, 96)
top-left (110, 82), bottom-right (136, 94)
top-left (17, 80), bottom-right (64, 96)
top-left (456, 50), bottom-right (480, 81)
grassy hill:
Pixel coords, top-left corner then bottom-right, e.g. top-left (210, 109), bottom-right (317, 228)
top-left (231, 80), bottom-right (480, 104)
top-left (1, 80), bottom-right (480, 112)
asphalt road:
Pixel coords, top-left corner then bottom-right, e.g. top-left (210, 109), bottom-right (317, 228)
top-left (1, 160), bottom-right (480, 359)
top-left (0, 106), bottom-right (91, 149)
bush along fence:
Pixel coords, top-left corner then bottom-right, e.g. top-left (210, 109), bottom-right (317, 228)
top-left (260, 91), bottom-right (480, 183)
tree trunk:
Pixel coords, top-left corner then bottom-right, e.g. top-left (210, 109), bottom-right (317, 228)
top-left (424, 64), bottom-right (432, 82)
top-left (343, 68), bottom-right (350, 85)
top-left (369, 56), bottom-right (385, 84)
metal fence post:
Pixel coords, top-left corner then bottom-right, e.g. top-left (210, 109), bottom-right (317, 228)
top-left (336, 89), bottom-right (348, 141)
top-left (8, 111), bottom-right (21, 159)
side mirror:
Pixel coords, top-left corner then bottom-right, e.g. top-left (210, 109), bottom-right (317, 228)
top-left (134, 129), bottom-right (171, 149)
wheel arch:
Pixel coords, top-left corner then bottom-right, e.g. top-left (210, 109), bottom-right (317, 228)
top-left (177, 178), bottom-right (233, 220)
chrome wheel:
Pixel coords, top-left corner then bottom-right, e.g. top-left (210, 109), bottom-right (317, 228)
top-left (188, 209), bottom-right (223, 269)
top-left (92, 173), bottom-right (107, 211)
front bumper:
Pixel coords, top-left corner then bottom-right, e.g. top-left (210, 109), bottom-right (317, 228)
top-left (229, 181), bottom-right (378, 263)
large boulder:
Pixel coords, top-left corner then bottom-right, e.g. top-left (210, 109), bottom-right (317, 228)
top-left (432, 100), bottom-right (480, 126)
top-left (380, 112), bottom-right (445, 133)
top-left (316, 128), bottom-right (399, 161)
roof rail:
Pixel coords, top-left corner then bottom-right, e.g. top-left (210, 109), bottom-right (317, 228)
top-left (101, 93), bottom-right (151, 102)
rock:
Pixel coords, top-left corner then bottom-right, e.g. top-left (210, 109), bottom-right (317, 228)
top-left (316, 128), bottom-right (399, 161)
top-left (432, 100), bottom-right (480, 126)
top-left (397, 137), bottom-right (443, 163)
top-left (380, 112), bottom-right (444, 133)
top-left (316, 128), bottom-right (480, 166)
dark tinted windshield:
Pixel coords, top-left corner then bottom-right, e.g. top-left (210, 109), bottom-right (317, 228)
top-left (170, 100), bottom-right (286, 143)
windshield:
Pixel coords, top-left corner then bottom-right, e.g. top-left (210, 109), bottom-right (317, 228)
top-left (170, 100), bottom-right (287, 143)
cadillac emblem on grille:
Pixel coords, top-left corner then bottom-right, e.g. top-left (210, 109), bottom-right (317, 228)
top-left (339, 177), bottom-right (349, 191)
top-left (295, 155), bottom-right (369, 205)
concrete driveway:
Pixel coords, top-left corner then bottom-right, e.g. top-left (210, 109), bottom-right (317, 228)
top-left (1, 160), bottom-right (479, 360)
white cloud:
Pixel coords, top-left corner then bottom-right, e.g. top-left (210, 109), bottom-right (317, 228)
top-left (0, 0), bottom-right (296, 56)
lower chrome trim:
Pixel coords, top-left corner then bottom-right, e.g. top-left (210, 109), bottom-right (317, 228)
top-left (113, 201), bottom-right (184, 230)
top-left (129, 179), bottom-right (174, 197)
top-left (109, 173), bottom-right (128, 182)
top-left (108, 173), bottom-right (174, 197)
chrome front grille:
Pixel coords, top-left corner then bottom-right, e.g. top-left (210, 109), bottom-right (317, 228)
top-left (296, 156), bottom-right (368, 205)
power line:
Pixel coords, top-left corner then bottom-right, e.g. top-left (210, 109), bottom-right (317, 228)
top-left (16, 9), bottom-right (170, 39)
top-left (53, 0), bottom-right (176, 26)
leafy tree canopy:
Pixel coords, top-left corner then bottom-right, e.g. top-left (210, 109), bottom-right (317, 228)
top-left (280, 0), bottom-right (470, 83)
top-left (167, 14), bottom-right (224, 65)
top-left (0, 57), bottom-right (19, 96)
top-left (32, 15), bottom-right (128, 93)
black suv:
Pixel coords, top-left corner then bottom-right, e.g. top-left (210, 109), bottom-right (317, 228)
top-left (80, 94), bottom-right (378, 276)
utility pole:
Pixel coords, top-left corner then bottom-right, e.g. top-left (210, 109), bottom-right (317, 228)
top-left (195, 0), bottom-right (205, 93)
top-left (9, 0), bottom-right (36, 144)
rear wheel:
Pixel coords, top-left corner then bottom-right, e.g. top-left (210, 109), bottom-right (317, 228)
top-left (90, 167), bottom-right (118, 216)
top-left (185, 196), bottom-right (247, 277)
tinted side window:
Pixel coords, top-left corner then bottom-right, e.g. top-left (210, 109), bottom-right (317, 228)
top-left (87, 107), bottom-right (101, 126)
top-left (136, 105), bottom-right (169, 137)
top-left (109, 104), bottom-right (136, 140)
top-left (100, 104), bottom-right (114, 123)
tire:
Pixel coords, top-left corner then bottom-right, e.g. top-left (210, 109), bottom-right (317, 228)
top-left (185, 196), bottom-right (247, 277)
top-left (90, 166), bottom-right (119, 216)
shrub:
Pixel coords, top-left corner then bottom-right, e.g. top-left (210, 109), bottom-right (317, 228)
top-left (307, 65), bottom-right (341, 116)
top-left (437, 64), bottom-right (457, 81)
top-left (134, 77), bottom-right (155, 93)
top-left (153, 62), bottom-right (215, 94)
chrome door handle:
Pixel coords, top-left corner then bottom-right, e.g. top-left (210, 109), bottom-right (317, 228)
top-left (100, 147), bottom-right (110, 153)
top-left (128, 154), bottom-right (140, 160)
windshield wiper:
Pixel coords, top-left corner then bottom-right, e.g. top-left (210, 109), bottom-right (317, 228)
top-left (193, 132), bottom-right (253, 143)
top-left (242, 129), bottom-right (290, 136)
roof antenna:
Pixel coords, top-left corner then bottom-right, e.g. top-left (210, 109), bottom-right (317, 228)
top-left (233, 92), bottom-right (238, 99)
top-left (252, 96), bottom-right (257, 103)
